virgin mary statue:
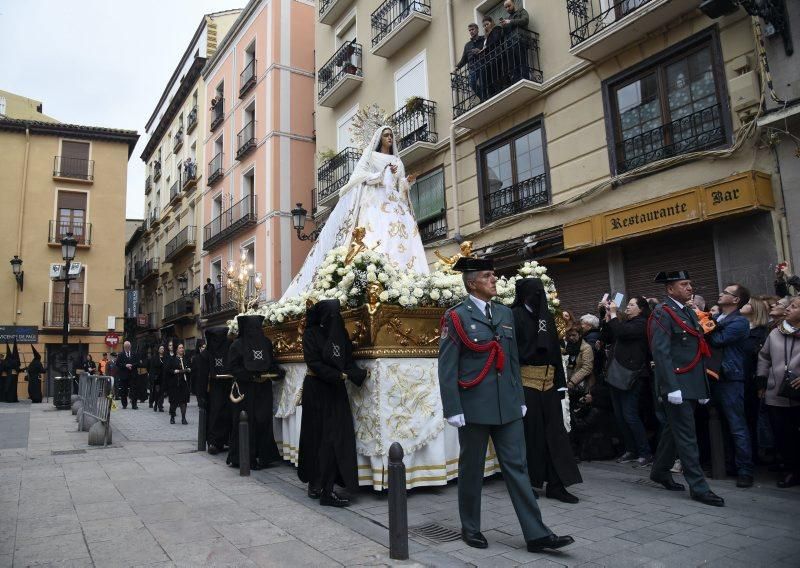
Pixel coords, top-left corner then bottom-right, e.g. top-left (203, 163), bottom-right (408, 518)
top-left (282, 126), bottom-right (429, 299)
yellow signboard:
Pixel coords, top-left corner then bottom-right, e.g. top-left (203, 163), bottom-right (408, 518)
top-left (564, 171), bottom-right (773, 251)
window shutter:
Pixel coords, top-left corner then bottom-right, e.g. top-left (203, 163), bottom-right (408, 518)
top-left (410, 169), bottom-right (445, 223)
top-left (62, 141), bottom-right (90, 160)
top-left (57, 191), bottom-right (87, 210)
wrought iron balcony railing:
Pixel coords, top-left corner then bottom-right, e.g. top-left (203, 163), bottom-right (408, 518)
top-left (173, 128), bottom-right (184, 153)
top-left (236, 121), bottom-right (256, 160)
top-left (615, 103), bottom-right (725, 173)
top-left (201, 285), bottom-right (238, 316)
top-left (317, 147), bottom-right (361, 205)
top-left (483, 172), bottom-right (549, 224)
top-left (163, 296), bottom-right (194, 322)
top-left (149, 207), bottom-right (161, 228)
top-left (419, 214), bottom-right (447, 244)
top-left (48, 221), bottom-right (92, 246)
top-left (203, 194), bottom-right (258, 251)
top-left (208, 152), bottom-right (223, 185)
top-left (136, 258), bottom-right (160, 282)
top-left (145, 175), bottom-right (152, 194)
top-left (318, 41), bottom-right (363, 101)
top-left (389, 98), bottom-right (437, 153)
top-left (164, 226), bottom-right (196, 262)
top-left (182, 162), bottom-right (198, 190)
top-left (371, 0), bottom-right (431, 48)
top-left (240, 60), bottom-right (256, 97)
top-left (567, 0), bottom-right (654, 47)
top-left (53, 156), bottom-right (94, 181)
top-left (153, 161), bottom-right (162, 182)
top-left (210, 98), bottom-right (225, 131)
top-left (43, 302), bottom-right (90, 328)
top-left (451, 28), bottom-right (542, 119)
top-left (169, 179), bottom-right (181, 205)
top-left (186, 106), bottom-right (198, 133)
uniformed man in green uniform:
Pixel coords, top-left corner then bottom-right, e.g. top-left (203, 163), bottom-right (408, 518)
top-left (648, 270), bottom-right (725, 507)
top-left (439, 257), bottom-right (574, 552)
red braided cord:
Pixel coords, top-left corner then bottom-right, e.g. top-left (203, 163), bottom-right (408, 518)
top-left (448, 310), bottom-right (505, 389)
top-left (647, 306), bottom-right (710, 375)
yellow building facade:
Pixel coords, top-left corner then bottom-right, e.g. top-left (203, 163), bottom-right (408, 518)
top-left (0, 92), bottom-right (138, 399)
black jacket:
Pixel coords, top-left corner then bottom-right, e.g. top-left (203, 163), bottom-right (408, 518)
top-left (456, 35), bottom-right (485, 69)
top-left (116, 351), bottom-right (140, 381)
top-left (604, 315), bottom-right (650, 373)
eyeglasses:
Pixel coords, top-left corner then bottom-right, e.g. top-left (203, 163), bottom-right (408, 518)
top-left (721, 289), bottom-right (737, 296)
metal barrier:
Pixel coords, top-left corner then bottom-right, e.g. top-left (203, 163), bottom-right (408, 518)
top-left (78, 375), bottom-right (113, 446)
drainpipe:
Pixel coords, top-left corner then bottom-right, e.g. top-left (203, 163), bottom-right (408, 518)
top-left (445, 0), bottom-right (462, 242)
top-left (13, 127), bottom-right (31, 325)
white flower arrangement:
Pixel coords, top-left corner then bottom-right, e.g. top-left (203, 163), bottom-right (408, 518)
top-left (227, 254), bottom-right (560, 334)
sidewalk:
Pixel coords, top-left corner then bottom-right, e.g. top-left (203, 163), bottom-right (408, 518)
top-left (1, 400), bottom-right (799, 567)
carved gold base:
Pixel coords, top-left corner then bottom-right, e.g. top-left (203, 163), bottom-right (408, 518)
top-left (265, 303), bottom-right (446, 362)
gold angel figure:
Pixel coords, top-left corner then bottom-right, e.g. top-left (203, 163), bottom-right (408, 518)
top-left (344, 227), bottom-right (368, 265)
top-left (434, 240), bottom-right (474, 267)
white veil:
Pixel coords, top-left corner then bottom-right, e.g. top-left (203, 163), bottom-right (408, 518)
top-left (339, 125), bottom-right (406, 198)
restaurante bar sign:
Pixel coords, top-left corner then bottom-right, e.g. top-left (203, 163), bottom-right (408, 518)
top-left (607, 194), bottom-right (697, 238)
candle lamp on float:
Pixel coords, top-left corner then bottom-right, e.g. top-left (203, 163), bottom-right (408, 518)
top-left (226, 249), bottom-right (263, 314)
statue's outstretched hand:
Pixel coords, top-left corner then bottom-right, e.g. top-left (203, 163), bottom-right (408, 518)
top-left (406, 173), bottom-right (417, 184)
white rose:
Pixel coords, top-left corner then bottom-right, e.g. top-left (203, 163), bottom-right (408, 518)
top-left (430, 289), bottom-right (441, 301)
top-left (413, 287), bottom-right (424, 298)
top-left (552, 298), bottom-right (560, 307)
top-left (379, 291), bottom-right (389, 302)
top-left (399, 296), bottom-right (409, 306)
top-left (442, 290), bottom-right (453, 299)
top-left (378, 273), bottom-right (388, 283)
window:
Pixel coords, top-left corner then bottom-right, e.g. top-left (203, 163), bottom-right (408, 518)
top-left (605, 31), bottom-right (728, 174)
top-left (337, 104), bottom-right (358, 150)
top-left (478, 119), bottom-right (549, 224)
top-left (409, 168), bottom-right (447, 243)
top-left (335, 10), bottom-right (357, 48)
top-left (52, 266), bottom-right (86, 320)
top-left (59, 140), bottom-right (91, 179)
top-left (56, 191), bottom-right (88, 244)
top-left (242, 169), bottom-right (254, 199)
top-left (394, 52), bottom-right (427, 110)
top-left (212, 194), bottom-right (223, 219)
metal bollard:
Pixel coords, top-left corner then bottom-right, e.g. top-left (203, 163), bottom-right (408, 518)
top-left (707, 405), bottom-right (726, 479)
top-left (388, 442), bottom-right (409, 561)
top-left (239, 411), bottom-right (250, 477)
top-left (197, 405), bottom-right (207, 452)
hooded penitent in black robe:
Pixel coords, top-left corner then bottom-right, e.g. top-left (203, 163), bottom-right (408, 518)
top-left (226, 315), bottom-right (284, 469)
top-left (512, 278), bottom-right (582, 489)
top-left (25, 346), bottom-right (44, 403)
top-left (4, 341), bottom-right (20, 403)
top-left (298, 300), bottom-right (367, 495)
top-left (0, 345), bottom-right (10, 403)
top-left (148, 352), bottom-right (166, 411)
top-left (205, 327), bottom-right (234, 453)
top-left (191, 341), bottom-right (210, 406)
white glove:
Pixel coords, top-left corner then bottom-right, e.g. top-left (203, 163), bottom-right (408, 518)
top-left (521, 405), bottom-right (527, 417)
top-left (667, 390), bottom-right (683, 405)
top-left (698, 398), bottom-right (710, 405)
top-left (446, 414), bottom-right (466, 428)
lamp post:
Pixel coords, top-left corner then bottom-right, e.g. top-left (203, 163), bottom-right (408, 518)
top-left (177, 274), bottom-right (188, 296)
top-left (54, 233), bottom-right (78, 409)
top-left (10, 255), bottom-right (23, 291)
top-left (291, 203), bottom-right (323, 241)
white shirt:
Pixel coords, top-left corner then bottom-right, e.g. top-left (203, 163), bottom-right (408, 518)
top-left (468, 294), bottom-right (490, 318)
top-left (668, 296), bottom-right (686, 310)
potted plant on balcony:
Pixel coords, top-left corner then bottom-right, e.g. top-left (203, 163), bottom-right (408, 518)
top-left (404, 96), bottom-right (425, 115)
top-left (318, 148), bottom-right (338, 163)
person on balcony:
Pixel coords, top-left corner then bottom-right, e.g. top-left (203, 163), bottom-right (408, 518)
top-left (478, 16), bottom-right (506, 101)
top-left (455, 23), bottom-right (485, 102)
top-left (498, 0), bottom-right (531, 84)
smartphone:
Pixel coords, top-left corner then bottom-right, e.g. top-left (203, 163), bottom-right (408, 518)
top-left (613, 292), bottom-right (624, 307)
top-left (600, 293), bottom-right (609, 304)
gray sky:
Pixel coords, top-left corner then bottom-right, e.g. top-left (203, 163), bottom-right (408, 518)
top-left (0, 0), bottom-right (241, 219)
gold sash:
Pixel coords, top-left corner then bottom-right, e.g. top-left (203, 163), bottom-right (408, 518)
top-left (520, 365), bottom-right (554, 391)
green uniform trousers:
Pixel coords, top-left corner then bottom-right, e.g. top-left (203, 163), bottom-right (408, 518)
top-left (652, 400), bottom-right (710, 494)
top-left (458, 419), bottom-right (551, 542)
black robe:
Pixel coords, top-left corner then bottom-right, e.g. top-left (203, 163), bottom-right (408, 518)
top-left (298, 300), bottom-right (366, 493)
top-left (512, 279), bottom-right (582, 488)
top-left (205, 328), bottom-right (234, 450)
top-left (164, 356), bottom-right (191, 405)
top-left (26, 358), bottom-right (44, 403)
top-left (191, 350), bottom-right (210, 405)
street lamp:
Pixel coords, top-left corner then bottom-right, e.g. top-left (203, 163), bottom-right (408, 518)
top-left (291, 203), bottom-right (323, 241)
top-left (55, 232), bottom-right (78, 409)
top-left (10, 255), bottom-right (23, 291)
top-left (177, 274), bottom-right (188, 296)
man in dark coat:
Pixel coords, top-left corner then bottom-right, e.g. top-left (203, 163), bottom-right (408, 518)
top-left (455, 23), bottom-right (485, 101)
top-left (165, 343), bottom-right (191, 424)
top-left (116, 341), bottom-right (140, 409)
top-left (498, 0), bottom-right (531, 83)
top-left (25, 345), bottom-right (44, 403)
top-left (205, 327), bottom-right (234, 455)
top-left (4, 341), bottom-right (21, 403)
top-left (226, 315), bottom-right (284, 470)
top-left (0, 344), bottom-right (10, 402)
top-left (479, 16), bottom-right (505, 100)
top-left (299, 300), bottom-right (367, 507)
top-left (512, 278), bottom-right (582, 503)
top-left (648, 271), bottom-right (724, 507)
top-left (148, 345), bottom-right (166, 412)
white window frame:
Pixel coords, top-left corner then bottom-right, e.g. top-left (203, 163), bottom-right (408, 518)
top-left (336, 103), bottom-right (359, 151)
top-left (394, 50), bottom-right (429, 110)
top-left (335, 8), bottom-right (357, 48)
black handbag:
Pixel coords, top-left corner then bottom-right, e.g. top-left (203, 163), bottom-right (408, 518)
top-left (605, 358), bottom-right (640, 391)
top-left (777, 335), bottom-right (800, 401)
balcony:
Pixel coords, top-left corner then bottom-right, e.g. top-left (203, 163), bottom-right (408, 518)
top-left (164, 226), bottom-right (196, 263)
top-left (316, 147), bottom-right (360, 209)
top-left (153, 161), bottom-right (162, 182)
top-left (149, 207), bottom-right (161, 229)
top-left (451, 29), bottom-right (543, 130)
top-left (53, 156), bottom-right (94, 182)
top-left (186, 106), bottom-right (198, 134)
top-left (182, 162), bottom-right (198, 192)
top-left (145, 175), bottom-right (152, 195)
top-left (203, 194), bottom-right (257, 251)
top-left (48, 221), bottom-right (92, 247)
top-left (136, 258), bottom-right (160, 283)
top-left (371, 0), bottom-right (431, 58)
top-left (210, 98), bottom-right (225, 131)
top-left (236, 121), bottom-right (257, 160)
top-left (173, 128), bottom-right (184, 153)
top-left (240, 60), bottom-right (256, 98)
top-left (614, 103), bottom-right (726, 173)
top-left (319, 0), bottom-right (356, 25)
top-left (42, 302), bottom-right (90, 329)
top-left (201, 285), bottom-right (237, 316)
top-left (390, 98), bottom-right (438, 165)
top-left (567, 0), bottom-right (698, 62)
top-left (318, 41), bottom-right (363, 108)
top-left (163, 296), bottom-right (195, 323)
top-left (419, 214), bottom-right (447, 244)
top-left (208, 152), bottom-right (224, 185)
top-left (483, 173), bottom-right (549, 224)
top-left (168, 179), bottom-right (182, 206)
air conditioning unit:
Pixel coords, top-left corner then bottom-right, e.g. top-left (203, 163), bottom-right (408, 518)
top-left (729, 70), bottom-right (760, 112)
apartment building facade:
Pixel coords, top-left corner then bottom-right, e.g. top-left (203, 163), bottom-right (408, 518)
top-left (200, 0), bottom-right (316, 328)
top-left (0, 91), bottom-right (138, 398)
top-left (313, 0), bottom-right (787, 313)
top-left (134, 10), bottom-right (241, 354)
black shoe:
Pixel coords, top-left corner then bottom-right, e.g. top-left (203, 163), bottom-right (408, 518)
top-left (320, 491), bottom-right (350, 508)
top-left (181, 418), bottom-right (188, 425)
top-left (132, 405), bottom-right (138, 409)
top-left (159, 407), bottom-right (164, 412)
top-left (527, 534), bottom-right (575, 552)
top-left (308, 485), bottom-right (321, 500)
top-left (546, 484), bottom-right (579, 504)
top-left (170, 416), bottom-right (175, 424)
top-left (736, 475), bottom-right (754, 488)
top-left (650, 475), bottom-right (685, 491)
top-left (690, 490), bottom-right (725, 507)
top-left (122, 405), bottom-right (127, 409)
top-left (148, 403), bottom-right (153, 408)
top-left (777, 473), bottom-right (799, 488)
top-left (207, 445), bottom-right (220, 455)
top-left (153, 405), bottom-right (157, 412)
top-left (461, 529), bottom-right (488, 549)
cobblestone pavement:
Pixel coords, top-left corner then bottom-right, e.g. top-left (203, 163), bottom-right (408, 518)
top-left (1, 400), bottom-right (799, 567)
top-left (110, 399), bottom-right (200, 442)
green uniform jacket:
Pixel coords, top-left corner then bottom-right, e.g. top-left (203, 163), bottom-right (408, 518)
top-left (648, 297), bottom-right (710, 401)
top-left (438, 298), bottom-right (524, 425)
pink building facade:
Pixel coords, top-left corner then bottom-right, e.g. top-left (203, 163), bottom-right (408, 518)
top-left (201, 0), bottom-right (315, 326)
